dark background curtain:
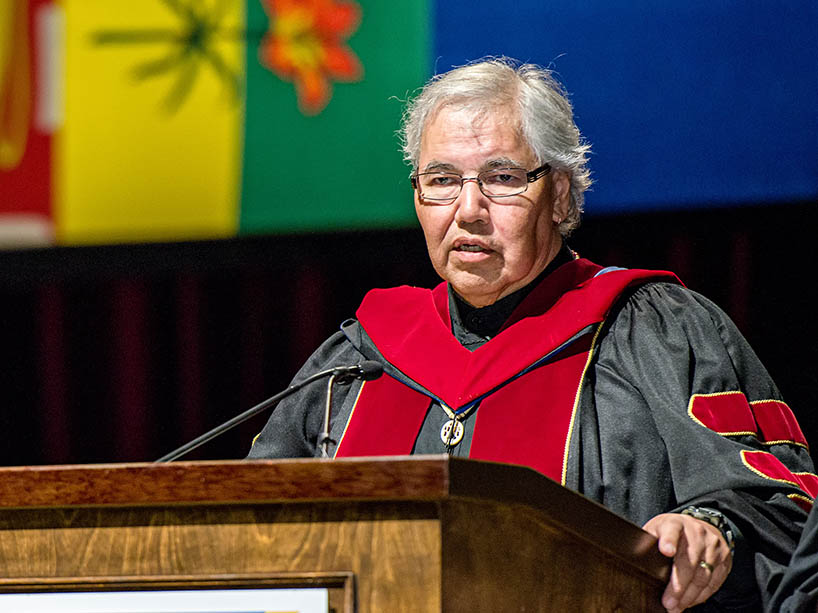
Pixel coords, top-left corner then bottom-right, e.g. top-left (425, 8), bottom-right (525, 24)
top-left (0, 201), bottom-right (814, 466)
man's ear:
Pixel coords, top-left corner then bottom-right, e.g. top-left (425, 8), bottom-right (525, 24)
top-left (551, 170), bottom-right (572, 223)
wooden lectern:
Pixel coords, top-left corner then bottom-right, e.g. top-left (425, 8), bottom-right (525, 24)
top-left (0, 456), bottom-right (669, 611)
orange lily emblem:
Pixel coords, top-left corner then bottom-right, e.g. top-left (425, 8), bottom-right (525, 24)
top-left (259, 0), bottom-right (363, 115)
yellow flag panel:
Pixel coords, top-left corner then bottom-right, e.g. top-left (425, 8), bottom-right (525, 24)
top-left (56, 0), bottom-right (244, 244)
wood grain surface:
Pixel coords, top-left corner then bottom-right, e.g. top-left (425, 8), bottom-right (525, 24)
top-left (0, 457), bottom-right (669, 611)
top-left (0, 502), bottom-right (441, 611)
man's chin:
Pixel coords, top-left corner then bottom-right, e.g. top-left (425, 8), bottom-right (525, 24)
top-left (448, 276), bottom-right (504, 308)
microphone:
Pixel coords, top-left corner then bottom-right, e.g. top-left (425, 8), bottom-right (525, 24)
top-left (155, 360), bottom-right (384, 462)
top-left (319, 360), bottom-right (384, 457)
top-left (335, 360), bottom-right (384, 384)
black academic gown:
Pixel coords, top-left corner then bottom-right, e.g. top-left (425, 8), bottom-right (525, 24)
top-left (248, 267), bottom-right (814, 612)
top-left (767, 503), bottom-right (818, 612)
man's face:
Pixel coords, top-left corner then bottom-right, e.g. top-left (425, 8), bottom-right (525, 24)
top-left (414, 106), bottom-right (570, 307)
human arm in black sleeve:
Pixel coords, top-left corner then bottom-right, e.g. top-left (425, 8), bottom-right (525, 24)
top-left (587, 282), bottom-right (814, 611)
top-left (246, 330), bottom-right (366, 459)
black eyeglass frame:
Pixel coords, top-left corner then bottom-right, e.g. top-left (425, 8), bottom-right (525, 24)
top-left (410, 163), bottom-right (552, 202)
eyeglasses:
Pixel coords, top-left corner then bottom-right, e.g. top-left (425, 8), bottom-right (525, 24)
top-left (410, 163), bottom-right (551, 204)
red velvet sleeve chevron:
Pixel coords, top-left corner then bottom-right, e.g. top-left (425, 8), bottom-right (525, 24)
top-left (742, 450), bottom-right (818, 511)
top-left (750, 399), bottom-right (808, 447)
top-left (688, 392), bottom-right (808, 448)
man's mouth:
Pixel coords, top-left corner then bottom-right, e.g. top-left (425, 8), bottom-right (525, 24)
top-left (455, 244), bottom-right (490, 252)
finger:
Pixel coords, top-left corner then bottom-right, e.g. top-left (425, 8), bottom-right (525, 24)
top-left (649, 514), bottom-right (734, 612)
top-left (676, 555), bottom-right (731, 611)
top-left (661, 534), bottom-right (702, 612)
top-left (661, 558), bottom-right (685, 612)
top-left (675, 558), bottom-right (718, 610)
top-left (645, 517), bottom-right (685, 558)
top-left (675, 529), bottom-right (733, 611)
top-left (662, 530), bottom-right (713, 612)
top-left (677, 540), bottom-right (733, 610)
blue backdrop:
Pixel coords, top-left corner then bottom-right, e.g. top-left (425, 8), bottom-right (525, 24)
top-left (434, 0), bottom-right (818, 213)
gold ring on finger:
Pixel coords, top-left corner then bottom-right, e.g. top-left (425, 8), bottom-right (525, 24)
top-left (698, 560), bottom-right (714, 573)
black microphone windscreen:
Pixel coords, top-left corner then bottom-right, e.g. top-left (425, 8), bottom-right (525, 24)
top-left (358, 360), bottom-right (384, 381)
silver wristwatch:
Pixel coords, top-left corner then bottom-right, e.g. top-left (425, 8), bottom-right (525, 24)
top-left (680, 505), bottom-right (736, 553)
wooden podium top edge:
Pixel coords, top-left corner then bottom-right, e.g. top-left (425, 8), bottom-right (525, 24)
top-left (0, 456), bottom-right (669, 583)
top-left (0, 456), bottom-right (456, 509)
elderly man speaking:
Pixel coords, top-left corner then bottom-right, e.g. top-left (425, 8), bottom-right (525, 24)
top-left (249, 58), bottom-right (814, 612)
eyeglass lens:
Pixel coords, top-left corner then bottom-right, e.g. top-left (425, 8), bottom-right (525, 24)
top-left (417, 168), bottom-right (530, 201)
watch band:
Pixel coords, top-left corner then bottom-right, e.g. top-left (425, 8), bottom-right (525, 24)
top-left (680, 505), bottom-right (736, 553)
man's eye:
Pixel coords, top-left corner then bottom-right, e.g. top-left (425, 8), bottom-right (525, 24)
top-left (428, 174), bottom-right (457, 186)
top-left (483, 170), bottom-right (525, 186)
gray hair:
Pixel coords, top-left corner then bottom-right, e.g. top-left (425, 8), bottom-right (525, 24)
top-left (399, 57), bottom-right (591, 236)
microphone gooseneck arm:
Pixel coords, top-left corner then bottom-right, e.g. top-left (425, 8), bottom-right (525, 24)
top-left (155, 361), bottom-right (383, 463)
top-left (319, 360), bottom-right (384, 457)
top-left (319, 373), bottom-right (341, 458)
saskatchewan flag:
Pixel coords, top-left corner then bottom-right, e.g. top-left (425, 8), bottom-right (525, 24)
top-left (0, 0), bottom-right (430, 246)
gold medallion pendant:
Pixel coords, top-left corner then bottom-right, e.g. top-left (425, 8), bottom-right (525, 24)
top-left (440, 419), bottom-right (464, 446)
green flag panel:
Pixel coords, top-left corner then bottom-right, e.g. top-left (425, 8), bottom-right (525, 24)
top-left (240, 0), bottom-right (431, 234)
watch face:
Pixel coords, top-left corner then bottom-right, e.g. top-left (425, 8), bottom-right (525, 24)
top-left (681, 506), bottom-right (735, 551)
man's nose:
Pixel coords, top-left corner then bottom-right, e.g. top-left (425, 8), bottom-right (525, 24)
top-left (455, 178), bottom-right (489, 223)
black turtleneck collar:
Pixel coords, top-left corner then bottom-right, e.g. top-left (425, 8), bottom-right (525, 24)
top-left (449, 244), bottom-right (575, 350)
